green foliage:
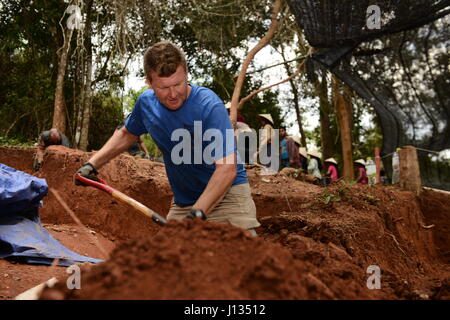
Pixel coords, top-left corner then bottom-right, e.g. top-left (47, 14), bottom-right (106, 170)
top-left (123, 87), bottom-right (147, 114)
top-left (0, 135), bottom-right (35, 147)
top-left (319, 192), bottom-right (341, 205)
top-left (142, 134), bottom-right (162, 160)
top-left (0, 0), bottom-right (64, 140)
top-left (88, 90), bottom-right (124, 150)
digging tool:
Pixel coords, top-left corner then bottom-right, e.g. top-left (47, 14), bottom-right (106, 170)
top-left (75, 174), bottom-right (167, 226)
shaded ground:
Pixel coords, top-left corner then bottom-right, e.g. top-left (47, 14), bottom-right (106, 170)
top-left (0, 223), bottom-right (115, 299)
top-left (0, 146), bottom-right (449, 300)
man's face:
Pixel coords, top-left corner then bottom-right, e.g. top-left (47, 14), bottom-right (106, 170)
top-left (280, 128), bottom-right (286, 138)
top-left (147, 65), bottom-right (190, 111)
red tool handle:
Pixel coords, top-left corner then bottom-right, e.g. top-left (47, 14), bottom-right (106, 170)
top-left (75, 174), bottom-right (113, 194)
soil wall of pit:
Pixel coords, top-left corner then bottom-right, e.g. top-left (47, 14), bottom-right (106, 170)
top-left (0, 146), bottom-right (172, 240)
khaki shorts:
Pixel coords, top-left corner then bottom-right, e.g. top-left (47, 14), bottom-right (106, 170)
top-left (167, 183), bottom-right (260, 230)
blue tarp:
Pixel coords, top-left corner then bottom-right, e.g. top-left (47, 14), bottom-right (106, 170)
top-left (0, 163), bottom-right (102, 267)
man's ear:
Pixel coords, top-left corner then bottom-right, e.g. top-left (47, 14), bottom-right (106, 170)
top-left (146, 78), bottom-right (152, 89)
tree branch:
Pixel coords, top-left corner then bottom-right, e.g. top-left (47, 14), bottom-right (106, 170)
top-left (229, 0), bottom-right (283, 126)
top-left (238, 58), bottom-right (305, 107)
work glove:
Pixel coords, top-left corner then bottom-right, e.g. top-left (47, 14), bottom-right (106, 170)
top-left (143, 154), bottom-right (151, 160)
top-left (75, 162), bottom-right (99, 186)
top-left (32, 158), bottom-right (41, 172)
top-left (185, 209), bottom-right (207, 220)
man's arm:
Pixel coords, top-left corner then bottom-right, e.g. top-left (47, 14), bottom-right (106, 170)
top-left (36, 135), bottom-right (46, 164)
top-left (191, 152), bottom-right (237, 215)
top-left (87, 127), bottom-right (140, 170)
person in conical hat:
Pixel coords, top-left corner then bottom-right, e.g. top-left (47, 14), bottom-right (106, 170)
top-left (225, 102), bottom-right (246, 123)
top-left (299, 147), bottom-right (309, 171)
top-left (224, 102), bottom-right (251, 164)
top-left (307, 149), bottom-right (322, 180)
top-left (256, 113), bottom-right (275, 170)
top-left (279, 127), bottom-right (300, 169)
top-left (324, 157), bottom-right (339, 184)
top-left (258, 114), bottom-right (274, 125)
top-left (354, 159), bottom-right (368, 184)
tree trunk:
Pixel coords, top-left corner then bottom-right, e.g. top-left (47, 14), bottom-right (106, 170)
top-left (315, 72), bottom-right (334, 160)
top-left (399, 146), bottom-right (422, 195)
top-left (52, 27), bottom-right (74, 135)
top-left (333, 76), bottom-right (354, 181)
top-left (280, 46), bottom-right (307, 148)
top-left (74, 41), bottom-right (85, 147)
top-left (78, 0), bottom-right (93, 151)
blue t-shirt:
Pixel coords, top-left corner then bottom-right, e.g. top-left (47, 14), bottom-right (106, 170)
top-left (125, 84), bottom-right (248, 206)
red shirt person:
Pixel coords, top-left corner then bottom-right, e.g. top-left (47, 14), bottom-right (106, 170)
top-left (324, 158), bottom-right (339, 182)
top-left (354, 159), bottom-right (368, 184)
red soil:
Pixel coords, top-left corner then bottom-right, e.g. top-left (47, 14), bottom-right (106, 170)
top-left (1, 146), bottom-right (449, 300)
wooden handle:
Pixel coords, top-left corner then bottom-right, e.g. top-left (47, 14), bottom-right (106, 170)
top-left (75, 174), bottom-right (167, 226)
top-left (111, 190), bottom-right (167, 226)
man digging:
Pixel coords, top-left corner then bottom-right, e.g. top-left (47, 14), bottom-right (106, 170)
top-left (75, 41), bottom-right (260, 236)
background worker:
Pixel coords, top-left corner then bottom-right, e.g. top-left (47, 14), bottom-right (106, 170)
top-left (75, 41), bottom-right (260, 236)
top-left (279, 127), bottom-right (300, 169)
top-left (355, 159), bottom-right (368, 184)
top-left (257, 114), bottom-right (276, 173)
top-left (299, 147), bottom-right (309, 171)
top-left (307, 149), bottom-right (322, 184)
top-left (324, 157), bottom-right (339, 185)
top-left (225, 102), bottom-right (252, 164)
top-left (33, 128), bottom-right (72, 171)
top-left (115, 124), bottom-right (150, 159)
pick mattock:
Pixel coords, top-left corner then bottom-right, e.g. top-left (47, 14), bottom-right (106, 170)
top-left (75, 174), bottom-right (168, 226)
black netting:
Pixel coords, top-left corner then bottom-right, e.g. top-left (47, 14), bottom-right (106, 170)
top-left (287, 0), bottom-right (450, 189)
top-left (323, 17), bottom-right (450, 155)
top-left (287, 0), bottom-right (450, 48)
top-left (287, 0), bottom-right (450, 155)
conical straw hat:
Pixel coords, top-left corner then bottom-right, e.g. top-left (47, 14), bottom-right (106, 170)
top-left (307, 149), bottom-right (322, 159)
top-left (325, 157), bottom-right (337, 165)
top-left (291, 135), bottom-right (301, 146)
top-left (354, 159), bottom-right (366, 166)
top-left (258, 114), bottom-right (274, 125)
top-left (299, 147), bottom-right (308, 158)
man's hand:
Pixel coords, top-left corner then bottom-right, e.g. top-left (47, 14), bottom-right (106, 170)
top-left (185, 209), bottom-right (207, 220)
top-left (32, 158), bottom-right (41, 172)
top-left (75, 162), bottom-right (99, 186)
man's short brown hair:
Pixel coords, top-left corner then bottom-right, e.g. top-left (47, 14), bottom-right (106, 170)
top-left (143, 42), bottom-right (187, 81)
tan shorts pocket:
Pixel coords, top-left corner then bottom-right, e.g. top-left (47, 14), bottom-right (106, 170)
top-left (209, 183), bottom-right (260, 230)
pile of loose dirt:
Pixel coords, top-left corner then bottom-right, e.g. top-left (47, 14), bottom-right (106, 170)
top-left (40, 220), bottom-right (332, 300)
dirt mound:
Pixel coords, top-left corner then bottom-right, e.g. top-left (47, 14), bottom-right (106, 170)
top-left (40, 220), bottom-right (317, 300)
